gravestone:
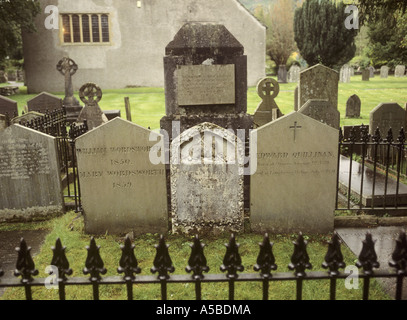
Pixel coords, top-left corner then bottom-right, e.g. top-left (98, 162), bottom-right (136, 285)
top-left (0, 95), bottom-right (18, 118)
top-left (395, 65), bottom-right (406, 77)
top-left (368, 66), bottom-right (375, 78)
top-left (298, 64), bottom-right (339, 110)
top-left (0, 71), bottom-right (7, 83)
top-left (0, 114), bottom-right (6, 132)
top-left (56, 57), bottom-right (83, 122)
top-left (277, 65), bottom-right (287, 83)
top-left (362, 69), bottom-right (370, 81)
top-left (103, 110), bottom-right (121, 120)
top-left (0, 125), bottom-right (64, 221)
top-left (340, 64), bottom-right (351, 83)
top-left (250, 112), bottom-right (339, 234)
top-left (298, 99), bottom-right (340, 129)
top-left (346, 94), bottom-right (361, 118)
top-left (171, 122), bottom-right (244, 235)
top-left (11, 111), bottom-right (44, 125)
top-left (253, 78), bottom-right (283, 128)
top-left (27, 92), bottom-right (62, 113)
top-left (287, 65), bottom-right (300, 83)
top-left (160, 22), bottom-right (252, 145)
top-left (76, 83), bottom-right (108, 130)
top-left (380, 66), bottom-right (389, 78)
top-left (75, 118), bottom-right (168, 235)
top-left (369, 103), bottom-right (406, 137)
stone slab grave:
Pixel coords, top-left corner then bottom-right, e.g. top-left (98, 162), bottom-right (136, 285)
top-left (171, 122), bottom-right (244, 235)
top-left (395, 65), bottom-right (406, 78)
top-left (253, 77), bottom-right (283, 128)
top-left (338, 155), bottom-right (407, 207)
top-left (380, 66), bottom-right (389, 78)
top-left (27, 92), bottom-right (63, 113)
top-left (0, 125), bottom-right (64, 221)
top-left (75, 118), bottom-right (168, 235)
top-left (0, 95), bottom-right (18, 118)
top-left (346, 94), bottom-right (361, 118)
top-left (362, 69), bottom-right (370, 81)
top-left (56, 57), bottom-right (83, 123)
top-left (250, 112), bottom-right (339, 234)
top-left (369, 103), bottom-right (406, 137)
top-left (76, 83), bottom-right (108, 130)
top-left (287, 65), bottom-right (300, 83)
top-left (298, 99), bottom-right (340, 129)
top-left (298, 64), bottom-right (339, 111)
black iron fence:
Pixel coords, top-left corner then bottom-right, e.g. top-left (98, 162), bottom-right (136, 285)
top-left (0, 232), bottom-right (406, 300)
top-left (336, 125), bottom-right (407, 213)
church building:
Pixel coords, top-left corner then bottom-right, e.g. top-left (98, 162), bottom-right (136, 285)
top-left (22, 0), bottom-right (266, 93)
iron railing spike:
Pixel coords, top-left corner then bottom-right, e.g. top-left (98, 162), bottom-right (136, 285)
top-left (151, 235), bottom-right (175, 280)
top-left (389, 230), bottom-right (407, 275)
top-left (220, 234), bottom-right (244, 279)
top-left (185, 235), bottom-right (209, 280)
top-left (386, 127), bottom-right (393, 144)
top-left (322, 232), bottom-right (346, 276)
top-left (83, 237), bottom-right (107, 282)
top-left (14, 238), bottom-right (39, 283)
top-left (356, 232), bottom-right (380, 275)
top-left (118, 235), bottom-right (141, 281)
top-left (254, 233), bottom-right (277, 279)
top-left (50, 238), bottom-right (72, 281)
top-left (288, 233), bottom-right (312, 277)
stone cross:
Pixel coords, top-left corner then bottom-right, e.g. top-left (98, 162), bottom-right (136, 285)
top-left (76, 83), bottom-right (108, 129)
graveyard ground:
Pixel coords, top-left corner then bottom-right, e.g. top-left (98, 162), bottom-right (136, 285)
top-left (6, 75), bottom-right (407, 130)
top-left (0, 212), bottom-right (390, 300)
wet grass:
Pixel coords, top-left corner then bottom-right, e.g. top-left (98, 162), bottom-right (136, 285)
top-left (0, 212), bottom-right (391, 300)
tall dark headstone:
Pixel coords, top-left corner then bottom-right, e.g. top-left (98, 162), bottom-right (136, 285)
top-left (0, 95), bottom-right (18, 118)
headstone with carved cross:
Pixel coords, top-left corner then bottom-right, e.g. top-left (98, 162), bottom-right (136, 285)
top-left (250, 111), bottom-right (339, 234)
top-left (76, 83), bottom-right (108, 130)
top-left (253, 78), bottom-right (283, 128)
top-left (56, 57), bottom-right (83, 122)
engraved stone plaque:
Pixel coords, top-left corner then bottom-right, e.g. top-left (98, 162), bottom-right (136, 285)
top-left (177, 64), bottom-right (235, 106)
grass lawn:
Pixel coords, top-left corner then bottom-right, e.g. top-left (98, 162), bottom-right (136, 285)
top-left (0, 212), bottom-right (391, 300)
top-left (6, 75), bottom-right (407, 130)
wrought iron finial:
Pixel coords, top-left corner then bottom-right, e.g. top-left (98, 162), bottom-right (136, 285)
top-left (220, 234), bottom-right (244, 279)
top-left (360, 124), bottom-right (370, 143)
top-left (14, 238), bottom-right (39, 283)
top-left (322, 232), bottom-right (346, 276)
top-left (185, 235), bottom-right (210, 280)
top-left (356, 232), bottom-right (380, 275)
top-left (254, 234), bottom-right (277, 279)
top-left (50, 238), bottom-right (72, 281)
top-left (397, 128), bottom-right (406, 145)
top-left (349, 126), bottom-right (357, 143)
top-left (372, 127), bottom-right (381, 143)
top-left (118, 236), bottom-right (141, 281)
top-left (389, 231), bottom-right (407, 275)
top-left (338, 127), bottom-right (343, 143)
top-left (83, 237), bottom-right (107, 282)
top-left (386, 128), bottom-right (393, 144)
top-left (151, 235), bottom-right (175, 280)
top-left (288, 233), bottom-right (312, 277)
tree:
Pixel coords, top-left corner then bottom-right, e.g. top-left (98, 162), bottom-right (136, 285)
top-left (254, 0), bottom-right (297, 82)
top-left (357, 0), bottom-right (407, 25)
top-left (294, 0), bottom-right (358, 69)
top-left (0, 0), bottom-right (41, 63)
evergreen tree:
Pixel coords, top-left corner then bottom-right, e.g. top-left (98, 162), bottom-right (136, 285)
top-left (294, 0), bottom-right (358, 69)
top-left (0, 0), bottom-right (41, 63)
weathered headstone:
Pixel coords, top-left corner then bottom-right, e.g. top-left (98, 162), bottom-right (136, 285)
top-left (362, 69), bottom-right (370, 81)
top-left (0, 114), bottom-right (6, 132)
top-left (11, 111), bottom-right (44, 125)
top-left (103, 110), bottom-right (121, 120)
top-left (27, 92), bottom-right (63, 113)
top-left (368, 66), bottom-right (375, 78)
top-left (380, 66), bottom-right (389, 78)
top-left (369, 103), bottom-right (406, 137)
top-left (160, 22), bottom-right (252, 146)
top-left (298, 99), bottom-right (340, 129)
top-left (0, 71), bottom-right (8, 83)
top-left (253, 78), bottom-right (283, 128)
top-left (340, 64), bottom-right (351, 83)
top-left (346, 94), bottom-right (361, 118)
top-left (288, 65), bottom-right (300, 83)
top-left (0, 95), bottom-right (18, 118)
top-left (277, 65), bottom-right (288, 83)
top-left (395, 65), bottom-right (406, 77)
top-left (0, 125), bottom-right (64, 221)
top-left (75, 118), bottom-right (168, 235)
top-left (76, 83), bottom-right (108, 129)
top-left (298, 64), bottom-right (339, 110)
top-left (171, 122), bottom-right (244, 235)
top-left (250, 112), bottom-right (339, 234)
top-left (56, 57), bottom-right (83, 122)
